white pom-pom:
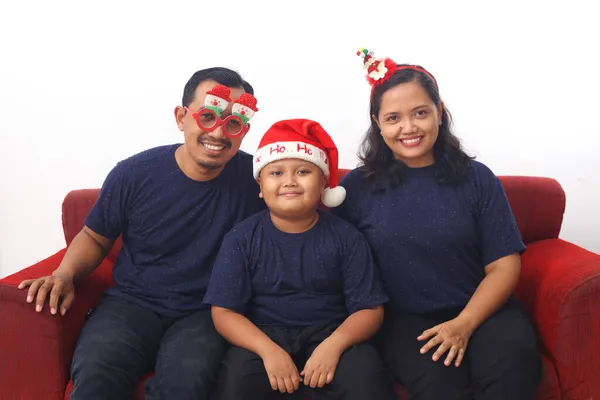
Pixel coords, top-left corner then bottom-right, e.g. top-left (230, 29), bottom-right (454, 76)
top-left (322, 186), bottom-right (346, 208)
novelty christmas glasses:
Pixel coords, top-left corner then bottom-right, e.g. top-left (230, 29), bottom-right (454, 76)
top-left (186, 84), bottom-right (259, 138)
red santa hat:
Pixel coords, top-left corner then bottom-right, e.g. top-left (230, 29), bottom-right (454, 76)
top-left (253, 119), bottom-right (346, 208)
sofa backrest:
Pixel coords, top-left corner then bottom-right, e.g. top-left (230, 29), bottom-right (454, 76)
top-left (61, 189), bottom-right (122, 262)
top-left (60, 173), bottom-right (566, 260)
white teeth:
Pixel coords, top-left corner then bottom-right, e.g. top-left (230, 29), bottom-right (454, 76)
top-left (203, 143), bottom-right (225, 151)
top-left (401, 137), bottom-right (422, 144)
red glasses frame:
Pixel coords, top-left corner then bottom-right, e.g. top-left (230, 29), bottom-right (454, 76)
top-left (185, 107), bottom-right (249, 138)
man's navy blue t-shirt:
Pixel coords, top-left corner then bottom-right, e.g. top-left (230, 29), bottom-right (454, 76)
top-left (332, 161), bottom-right (525, 314)
top-left (84, 144), bottom-right (266, 318)
top-left (203, 209), bottom-right (389, 327)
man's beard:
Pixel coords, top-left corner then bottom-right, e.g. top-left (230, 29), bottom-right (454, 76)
top-left (197, 159), bottom-right (225, 170)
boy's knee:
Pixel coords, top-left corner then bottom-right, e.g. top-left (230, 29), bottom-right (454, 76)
top-left (335, 345), bottom-right (392, 390)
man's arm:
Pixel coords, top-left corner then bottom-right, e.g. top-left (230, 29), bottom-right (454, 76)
top-left (18, 226), bottom-right (114, 315)
top-left (53, 226), bottom-right (115, 281)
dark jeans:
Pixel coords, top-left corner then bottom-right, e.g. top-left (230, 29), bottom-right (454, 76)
top-left (379, 300), bottom-right (541, 400)
top-left (214, 323), bottom-right (396, 400)
top-left (70, 294), bottom-right (226, 400)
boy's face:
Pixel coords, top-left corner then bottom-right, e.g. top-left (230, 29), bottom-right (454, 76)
top-left (258, 158), bottom-right (326, 216)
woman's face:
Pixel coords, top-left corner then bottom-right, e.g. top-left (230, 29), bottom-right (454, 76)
top-left (374, 80), bottom-right (442, 168)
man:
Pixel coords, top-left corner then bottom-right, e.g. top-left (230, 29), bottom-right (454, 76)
top-left (18, 67), bottom-right (266, 399)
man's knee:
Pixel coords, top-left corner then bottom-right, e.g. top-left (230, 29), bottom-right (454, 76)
top-left (70, 296), bottom-right (161, 399)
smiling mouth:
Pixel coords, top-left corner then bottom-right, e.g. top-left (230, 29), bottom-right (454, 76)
top-left (397, 136), bottom-right (424, 147)
top-left (279, 192), bottom-right (302, 197)
top-left (198, 139), bottom-right (229, 153)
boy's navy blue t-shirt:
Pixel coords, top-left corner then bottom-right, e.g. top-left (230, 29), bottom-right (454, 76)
top-left (333, 160), bottom-right (525, 314)
top-left (203, 209), bottom-right (389, 327)
top-left (84, 144), bottom-right (266, 318)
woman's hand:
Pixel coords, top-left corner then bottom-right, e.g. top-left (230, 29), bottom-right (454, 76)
top-left (417, 317), bottom-right (474, 367)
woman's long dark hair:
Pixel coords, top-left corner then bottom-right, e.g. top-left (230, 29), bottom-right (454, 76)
top-left (358, 65), bottom-right (474, 190)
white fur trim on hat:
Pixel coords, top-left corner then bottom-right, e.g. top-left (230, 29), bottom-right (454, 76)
top-left (253, 141), bottom-right (329, 179)
top-left (322, 186), bottom-right (346, 208)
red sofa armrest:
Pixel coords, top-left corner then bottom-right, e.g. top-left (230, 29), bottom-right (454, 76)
top-left (515, 238), bottom-right (600, 399)
top-left (0, 250), bottom-right (114, 400)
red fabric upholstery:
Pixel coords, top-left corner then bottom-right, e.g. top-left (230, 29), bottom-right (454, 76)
top-left (1, 172), bottom-right (599, 400)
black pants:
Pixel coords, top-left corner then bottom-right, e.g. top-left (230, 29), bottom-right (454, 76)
top-left (70, 294), bottom-right (226, 400)
top-left (214, 323), bottom-right (396, 400)
top-left (379, 300), bottom-right (541, 400)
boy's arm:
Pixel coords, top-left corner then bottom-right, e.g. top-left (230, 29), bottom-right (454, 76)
top-left (301, 230), bottom-right (388, 388)
top-left (322, 305), bottom-right (384, 352)
top-left (211, 306), bottom-right (279, 358)
top-left (204, 232), bottom-right (301, 394)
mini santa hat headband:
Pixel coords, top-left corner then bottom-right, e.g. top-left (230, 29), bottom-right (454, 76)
top-left (253, 119), bottom-right (346, 208)
top-left (356, 47), bottom-right (439, 92)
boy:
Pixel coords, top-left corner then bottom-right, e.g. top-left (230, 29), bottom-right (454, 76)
top-left (204, 119), bottom-right (396, 399)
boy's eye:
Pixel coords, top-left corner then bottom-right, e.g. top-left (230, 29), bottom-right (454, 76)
top-left (298, 170), bottom-right (310, 175)
top-left (270, 171), bottom-right (281, 176)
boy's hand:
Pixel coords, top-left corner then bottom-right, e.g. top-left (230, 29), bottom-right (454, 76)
top-left (301, 337), bottom-right (344, 388)
top-left (18, 273), bottom-right (75, 316)
top-left (262, 344), bottom-right (301, 394)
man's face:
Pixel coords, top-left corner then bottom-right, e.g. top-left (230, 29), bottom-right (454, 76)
top-left (175, 80), bottom-right (248, 171)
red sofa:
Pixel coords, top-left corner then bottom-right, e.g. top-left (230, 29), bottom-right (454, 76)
top-left (1, 172), bottom-right (599, 400)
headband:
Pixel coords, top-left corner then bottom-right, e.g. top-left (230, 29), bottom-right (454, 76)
top-left (356, 47), bottom-right (439, 91)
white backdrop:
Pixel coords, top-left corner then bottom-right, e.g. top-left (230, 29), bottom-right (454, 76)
top-left (1, 0), bottom-right (599, 278)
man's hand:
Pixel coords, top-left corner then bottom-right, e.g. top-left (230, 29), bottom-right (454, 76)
top-left (18, 273), bottom-right (75, 316)
top-left (262, 344), bottom-right (301, 394)
top-left (417, 317), bottom-right (474, 367)
top-left (301, 337), bottom-right (344, 388)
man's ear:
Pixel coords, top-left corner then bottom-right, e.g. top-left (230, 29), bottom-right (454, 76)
top-left (371, 114), bottom-right (381, 130)
top-left (174, 106), bottom-right (185, 132)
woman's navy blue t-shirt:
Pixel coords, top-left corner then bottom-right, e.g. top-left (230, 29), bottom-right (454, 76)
top-left (332, 161), bottom-right (525, 314)
top-left (203, 209), bottom-right (389, 327)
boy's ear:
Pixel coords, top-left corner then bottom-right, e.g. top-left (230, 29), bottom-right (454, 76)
top-left (256, 177), bottom-right (263, 198)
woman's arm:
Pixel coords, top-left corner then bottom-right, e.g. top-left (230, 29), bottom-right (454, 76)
top-left (418, 253), bottom-right (521, 367)
top-left (456, 253), bottom-right (521, 332)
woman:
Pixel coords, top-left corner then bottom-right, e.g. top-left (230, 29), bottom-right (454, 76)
top-left (333, 48), bottom-right (541, 399)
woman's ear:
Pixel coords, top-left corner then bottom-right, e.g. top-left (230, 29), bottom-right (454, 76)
top-left (371, 114), bottom-right (381, 130)
top-left (438, 102), bottom-right (444, 125)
